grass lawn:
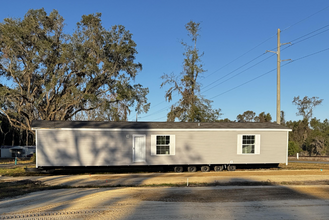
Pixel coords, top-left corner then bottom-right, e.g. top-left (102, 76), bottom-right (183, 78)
top-left (279, 162), bottom-right (329, 170)
top-left (0, 158), bottom-right (36, 176)
top-left (0, 165), bottom-right (36, 176)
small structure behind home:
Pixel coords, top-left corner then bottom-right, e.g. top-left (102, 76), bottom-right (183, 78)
top-left (32, 121), bottom-right (291, 172)
top-left (0, 146), bottom-right (36, 158)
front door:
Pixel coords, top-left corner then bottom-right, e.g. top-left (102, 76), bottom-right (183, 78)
top-left (133, 135), bottom-right (146, 162)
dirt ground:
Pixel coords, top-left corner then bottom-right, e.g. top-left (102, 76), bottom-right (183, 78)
top-left (2, 169), bottom-right (329, 187)
top-left (1, 168), bottom-right (329, 219)
top-left (1, 186), bottom-right (329, 219)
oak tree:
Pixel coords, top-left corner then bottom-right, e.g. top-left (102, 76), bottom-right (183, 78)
top-left (0, 9), bottom-right (149, 144)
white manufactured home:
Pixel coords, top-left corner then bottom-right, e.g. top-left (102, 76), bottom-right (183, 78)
top-left (32, 121), bottom-right (291, 172)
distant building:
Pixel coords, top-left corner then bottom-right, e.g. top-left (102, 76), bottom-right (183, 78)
top-left (0, 146), bottom-right (35, 158)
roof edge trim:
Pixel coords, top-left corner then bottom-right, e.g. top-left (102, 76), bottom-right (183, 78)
top-left (33, 128), bottom-right (292, 132)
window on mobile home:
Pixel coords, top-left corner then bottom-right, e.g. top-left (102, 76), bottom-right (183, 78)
top-left (237, 134), bottom-right (260, 154)
top-left (156, 135), bottom-right (170, 154)
top-left (151, 135), bottom-right (175, 155)
top-left (242, 135), bottom-right (255, 153)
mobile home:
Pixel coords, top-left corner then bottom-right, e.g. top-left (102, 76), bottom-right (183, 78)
top-left (32, 120), bottom-right (291, 172)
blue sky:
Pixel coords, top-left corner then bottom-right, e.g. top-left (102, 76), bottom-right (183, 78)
top-left (1, 0), bottom-right (328, 122)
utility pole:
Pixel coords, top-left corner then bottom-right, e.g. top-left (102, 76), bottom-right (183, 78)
top-left (266, 29), bottom-right (291, 124)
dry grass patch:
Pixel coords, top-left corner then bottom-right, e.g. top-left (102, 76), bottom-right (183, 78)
top-left (279, 162), bottom-right (329, 170)
top-left (0, 180), bottom-right (68, 200)
top-left (0, 165), bottom-right (36, 176)
top-left (0, 158), bottom-right (34, 164)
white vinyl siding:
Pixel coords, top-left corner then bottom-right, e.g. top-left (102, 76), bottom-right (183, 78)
top-left (151, 135), bottom-right (175, 156)
top-left (237, 134), bottom-right (260, 155)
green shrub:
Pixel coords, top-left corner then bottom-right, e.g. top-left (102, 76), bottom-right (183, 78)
top-left (288, 141), bottom-right (301, 156)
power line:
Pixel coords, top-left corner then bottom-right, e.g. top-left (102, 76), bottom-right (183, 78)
top-left (201, 24), bottom-right (329, 93)
top-left (289, 27), bottom-right (329, 46)
top-left (203, 24), bottom-right (329, 94)
top-left (152, 115), bottom-right (167, 121)
top-left (209, 67), bottom-right (277, 100)
top-left (282, 5), bottom-right (329, 32)
top-left (139, 105), bottom-right (170, 119)
top-left (289, 24), bottom-right (329, 42)
top-left (210, 47), bottom-right (329, 100)
top-left (201, 54), bottom-right (275, 94)
top-left (201, 52), bottom-right (268, 90)
top-left (291, 47), bottom-right (329, 62)
top-left (277, 24), bottom-right (329, 54)
top-left (200, 34), bottom-right (277, 82)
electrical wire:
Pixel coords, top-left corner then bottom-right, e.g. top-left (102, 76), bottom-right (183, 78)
top-left (201, 54), bottom-right (275, 94)
top-left (139, 105), bottom-right (171, 119)
top-left (281, 5), bottom-right (329, 32)
top-left (209, 47), bottom-right (329, 100)
top-left (199, 34), bottom-right (277, 82)
top-left (289, 24), bottom-right (329, 43)
top-left (202, 23), bottom-right (329, 96)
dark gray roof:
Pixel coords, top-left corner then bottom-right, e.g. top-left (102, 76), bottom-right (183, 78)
top-left (31, 120), bottom-right (290, 130)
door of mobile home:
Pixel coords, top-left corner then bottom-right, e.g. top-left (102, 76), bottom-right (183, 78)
top-left (133, 135), bottom-right (146, 162)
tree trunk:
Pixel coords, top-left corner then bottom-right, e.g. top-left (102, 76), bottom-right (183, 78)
top-left (31, 132), bottom-right (35, 146)
top-left (19, 127), bottom-right (22, 146)
top-left (12, 129), bottom-right (15, 146)
top-left (2, 132), bottom-right (9, 146)
top-left (26, 129), bottom-right (29, 146)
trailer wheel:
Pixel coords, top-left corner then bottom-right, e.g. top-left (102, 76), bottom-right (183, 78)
top-left (227, 165), bottom-right (236, 171)
top-left (201, 166), bottom-right (210, 172)
top-left (188, 166), bottom-right (197, 172)
top-left (174, 166), bottom-right (183, 173)
top-left (214, 165), bottom-right (223, 172)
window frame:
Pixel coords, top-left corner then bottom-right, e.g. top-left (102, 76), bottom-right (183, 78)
top-left (151, 135), bottom-right (175, 156)
top-left (156, 135), bottom-right (170, 155)
top-left (237, 134), bottom-right (260, 155)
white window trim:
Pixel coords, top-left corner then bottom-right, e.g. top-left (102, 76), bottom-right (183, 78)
top-left (151, 135), bottom-right (175, 156)
top-left (237, 134), bottom-right (260, 155)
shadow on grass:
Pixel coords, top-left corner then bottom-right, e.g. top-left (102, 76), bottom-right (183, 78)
top-left (0, 180), bottom-right (71, 200)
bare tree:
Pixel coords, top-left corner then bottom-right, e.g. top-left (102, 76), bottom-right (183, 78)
top-left (161, 21), bottom-right (221, 122)
top-left (292, 96), bottom-right (323, 121)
